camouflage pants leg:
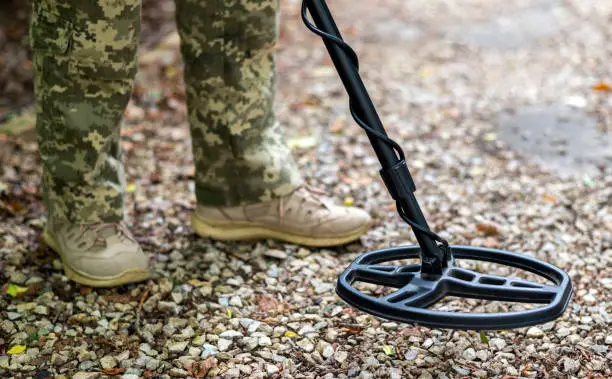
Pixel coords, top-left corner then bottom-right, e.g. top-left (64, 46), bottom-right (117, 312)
top-left (175, 0), bottom-right (303, 206)
top-left (30, 0), bottom-right (140, 223)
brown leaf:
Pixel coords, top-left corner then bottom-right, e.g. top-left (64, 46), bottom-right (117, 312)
top-left (521, 364), bottom-right (532, 376)
top-left (189, 356), bottom-right (217, 378)
top-left (592, 82), bottom-right (612, 92)
top-left (338, 173), bottom-right (373, 186)
top-left (258, 294), bottom-right (279, 312)
top-left (103, 294), bottom-right (135, 304)
top-left (7, 199), bottom-right (25, 214)
top-left (328, 117), bottom-right (345, 133)
top-left (476, 222), bottom-right (499, 237)
top-left (542, 194), bottom-right (557, 204)
top-left (80, 287), bottom-right (93, 296)
top-left (340, 325), bottom-right (363, 334)
top-left (101, 368), bottom-right (126, 375)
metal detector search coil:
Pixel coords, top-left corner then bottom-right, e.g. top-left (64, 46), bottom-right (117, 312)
top-left (301, 0), bottom-right (573, 330)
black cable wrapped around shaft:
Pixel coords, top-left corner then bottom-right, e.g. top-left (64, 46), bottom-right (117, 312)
top-left (301, 1), bottom-right (450, 253)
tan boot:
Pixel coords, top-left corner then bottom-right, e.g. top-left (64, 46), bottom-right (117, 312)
top-left (191, 185), bottom-right (372, 247)
top-left (43, 218), bottom-right (150, 287)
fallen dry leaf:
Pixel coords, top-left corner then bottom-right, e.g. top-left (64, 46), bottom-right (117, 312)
top-left (476, 222), bottom-right (499, 236)
top-left (7, 345), bottom-right (26, 355)
top-left (103, 294), bottom-right (136, 304)
top-left (258, 294), bottom-right (279, 312)
top-left (101, 368), bottom-right (126, 375)
top-left (341, 326), bottom-right (363, 334)
top-left (328, 117), bottom-right (345, 133)
top-left (592, 82), bottom-right (612, 92)
top-left (188, 356), bottom-right (217, 378)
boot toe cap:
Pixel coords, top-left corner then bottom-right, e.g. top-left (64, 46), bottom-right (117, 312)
top-left (313, 206), bottom-right (372, 236)
top-left (71, 245), bottom-right (149, 280)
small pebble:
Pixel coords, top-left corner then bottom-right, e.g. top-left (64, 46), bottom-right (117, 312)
top-left (526, 327), bottom-right (544, 338)
top-left (168, 341), bottom-right (188, 353)
top-left (100, 356), bottom-right (117, 369)
top-left (334, 350), bottom-right (348, 363)
top-left (266, 364), bottom-right (280, 374)
top-left (218, 338), bottom-right (233, 352)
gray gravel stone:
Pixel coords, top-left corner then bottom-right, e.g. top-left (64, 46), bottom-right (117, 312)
top-left (454, 367), bottom-right (470, 376)
top-left (168, 341), bottom-right (188, 353)
top-left (462, 348), bottom-right (476, 361)
top-left (219, 330), bottom-right (242, 339)
top-left (562, 357), bottom-right (580, 374)
top-left (200, 344), bottom-right (218, 358)
top-left (263, 249), bottom-right (288, 260)
top-left (583, 293), bottom-right (596, 304)
top-left (218, 338), bottom-right (233, 351)
top-left (557, 327), bottom-right (571, 337)
top-left (78, 361), bottom-right (94, 371)
top-left (297, 338), bottom-right (314, 352)
top-left (266, 364), bottom-right (280, 374)
top-left (146, 358), bottom-right (160, 370)
top-left (73, 373), bottom-right (100, 379)
top-left (526, 327), bottom-right (544, 337)
top-left (489, 338), bottom-right (506, 351)
top-left (100, 355), bottom-right (117, 369)
top-left (258, 336), bottom-right (272, 347)
top-left (334, 350), bottom-right (348, 363)
top-left (168, 368), bottom-right (188, 377)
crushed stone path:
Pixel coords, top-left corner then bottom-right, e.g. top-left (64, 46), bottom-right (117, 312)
top-left (1, 0), bottom-right (611, 377)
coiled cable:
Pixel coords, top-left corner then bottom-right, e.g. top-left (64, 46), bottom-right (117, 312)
top-left (301, 1), bottom-right (450, 251)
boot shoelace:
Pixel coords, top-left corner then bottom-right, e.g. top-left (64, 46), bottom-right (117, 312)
top-left (278, 184), bottom-right (331, 225)
top-left (79, 221), bottom-right (136, 247)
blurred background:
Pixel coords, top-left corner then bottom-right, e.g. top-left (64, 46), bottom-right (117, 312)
top-left (2, 0), bottom-right (610, 175)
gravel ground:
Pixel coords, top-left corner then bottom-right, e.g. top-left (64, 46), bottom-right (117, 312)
top-left (1, 0), bottom-right (612, 378)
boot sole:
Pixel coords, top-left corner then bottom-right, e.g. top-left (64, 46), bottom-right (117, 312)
top-left (191, 212), bottom-right (369, 247)
top-left (42, 229), bottom-right (151, 288)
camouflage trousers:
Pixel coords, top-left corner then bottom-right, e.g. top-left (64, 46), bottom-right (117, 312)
top-left (30, 0), bottom-right (303, 223)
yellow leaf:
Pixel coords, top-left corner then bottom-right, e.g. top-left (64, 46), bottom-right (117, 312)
top-left (165, 66), bottom-right (178, 79)
top-left (288, 136), bottom-right (318, 149)
top-left (419, 67), bottom-right (432, 78)
top-left (5, 284), bottom-right (28, 297)
top-left (479, 331), bottom-right (489, 343)
top-left (8, 345), bottom-right (26, 355)
top-left (471, 166), bottom-right (484, 176)
top-left (226, 308), bottom-right (232, 319)
top-left (284, 331), bottom-right (297, 338)
top-left (382, 345), bottom-right (395, 356)
top-left (344, 197), bottom-right (354, 206)
top-left (126, 183), bottom-right (137, 193)
top-left (483, 132), bottom-right (497, 141)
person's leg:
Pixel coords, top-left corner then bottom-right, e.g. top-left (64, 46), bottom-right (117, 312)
top-left (31, 0), bottom-right (149, 286)
top-left (175, 0), bottom-right (303, 206)
top-left (175, 0), bottom-right (372, 247)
